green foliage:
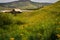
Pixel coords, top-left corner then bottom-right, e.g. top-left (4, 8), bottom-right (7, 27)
top-left (0, 1), bottom-right (60, 40)
top-left (0, 13), bottom-right (23, 29)
top-left (0, 13), bottom-right (14, 25)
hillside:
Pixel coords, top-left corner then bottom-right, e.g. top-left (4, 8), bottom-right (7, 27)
top-left (0, 0), bottom-right (52, 10)
top-left (0, 1), bottom-right (60, 40)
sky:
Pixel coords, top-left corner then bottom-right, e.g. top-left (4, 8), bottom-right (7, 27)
top-left (31, 0), bottom-right (59, 3)
top-left (0, 0), bottom-right (18, 3)
top-left (0, 0), bottom-right (59, 3)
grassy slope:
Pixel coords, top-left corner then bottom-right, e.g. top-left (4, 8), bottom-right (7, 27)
top-left (0, 1), bottom-right (60, 40)
top-left (18, 1), bottom-right (60, 30)
top-left (17, 1), bottom-right (60, 40)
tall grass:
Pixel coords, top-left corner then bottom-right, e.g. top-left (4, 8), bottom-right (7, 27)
top-left (0, 1), bottom-right (60, 40)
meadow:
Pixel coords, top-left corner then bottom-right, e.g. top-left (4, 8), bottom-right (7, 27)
top-left (0, 1), bottom-right (60, 40)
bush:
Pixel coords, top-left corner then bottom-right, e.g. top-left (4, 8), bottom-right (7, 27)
top-left (0, 13), bottom-right (14, 25)
top-left (0, 13), bottom-right (24, 29)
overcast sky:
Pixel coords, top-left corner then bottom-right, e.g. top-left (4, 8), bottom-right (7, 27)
top-left (31, 0), bottom-right (59, 3)
top-left (0, 0), bottom-right (18, 3)
top-left (0, 0), bottom-right (59, 3)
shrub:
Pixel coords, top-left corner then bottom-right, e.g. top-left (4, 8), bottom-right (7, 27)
top-left (0, 13), bottom-right (24, 29)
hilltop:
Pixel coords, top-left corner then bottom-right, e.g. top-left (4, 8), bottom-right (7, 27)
top-left (0, 0), bottom-right (51, 10)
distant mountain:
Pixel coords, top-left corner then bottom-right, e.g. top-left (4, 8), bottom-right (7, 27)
top-left (18, 0), bottom-right (30, 2)
top-left (0, 0), bottom-right (52, 10)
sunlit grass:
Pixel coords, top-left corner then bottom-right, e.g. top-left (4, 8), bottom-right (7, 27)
top-left (0, 1), bottom-right (60, 40)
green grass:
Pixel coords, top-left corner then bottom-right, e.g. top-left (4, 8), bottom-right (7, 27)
top-left (0, 1), bottom-right (60, 40)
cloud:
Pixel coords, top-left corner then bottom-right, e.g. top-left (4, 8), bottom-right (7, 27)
top-left (31, 0), bottom-right (59, 3)
top-left (0, 0), bottom-right (59, 3)
top-left (0, 0), bottom-right (18, 3)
